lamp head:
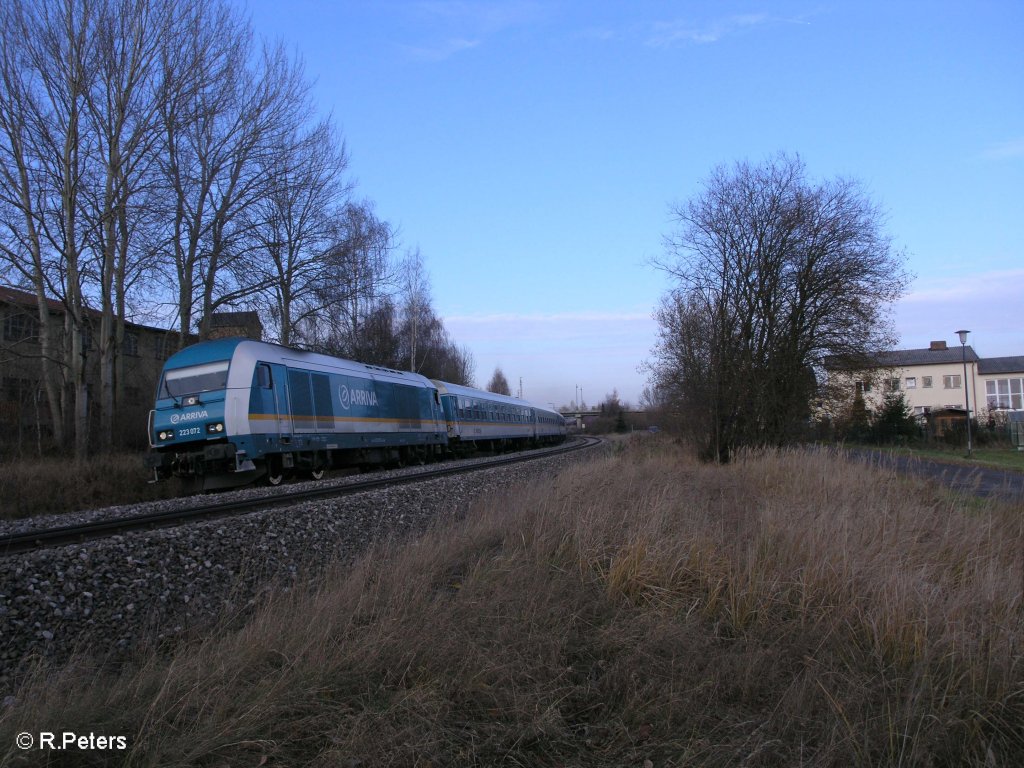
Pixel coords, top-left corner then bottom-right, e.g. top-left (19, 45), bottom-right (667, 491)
top-left (956, 329), bottom-right (970, 345)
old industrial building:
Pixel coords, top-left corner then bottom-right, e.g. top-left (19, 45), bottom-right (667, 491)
top-left (0, 285), bottom-right (262, 452)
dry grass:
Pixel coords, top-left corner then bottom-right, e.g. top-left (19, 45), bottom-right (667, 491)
top-left (2, 436), bottom-right (1022, 766)
top-left (0, 454), bottom-right (186, 519)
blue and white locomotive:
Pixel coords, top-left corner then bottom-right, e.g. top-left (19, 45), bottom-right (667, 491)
top-left (145, 338), bottom-right (565, 489)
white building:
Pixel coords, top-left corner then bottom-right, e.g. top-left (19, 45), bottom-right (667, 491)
top-left (829, 340), bottom-right (1024, 421)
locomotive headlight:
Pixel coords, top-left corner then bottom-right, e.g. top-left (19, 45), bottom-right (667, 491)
top-left (158, 430), bottom-right (172, 441)
top-left (207, 422), bottom-right (224, 434)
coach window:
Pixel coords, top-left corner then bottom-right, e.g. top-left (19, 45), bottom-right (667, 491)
top-left (256, 363), bottom-right (273, 389)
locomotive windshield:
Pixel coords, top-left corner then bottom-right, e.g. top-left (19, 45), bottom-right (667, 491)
top-left (159, 360), bottom-right (230, 399)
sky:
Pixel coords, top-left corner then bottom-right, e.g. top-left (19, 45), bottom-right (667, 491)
top-left (241, 0), bottom-right (1023, 410)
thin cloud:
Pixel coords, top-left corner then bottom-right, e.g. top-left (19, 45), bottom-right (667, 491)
top-left (575, 26), bottom-right (618, 43)
top-left (900, 269), bottom-right (1024, 303)
top-left (414, 1), bottom-right (546, 34)
top-left (646, 13), bottom-right (769, 47)
top-left (401, 37), bottom-right (480, 61)
top-left (403, 1), bottom-right (546, 59)
top-left (981, 137), bottom-right (1024, 160)
top-left (445, 310), bottom-right (652, 324)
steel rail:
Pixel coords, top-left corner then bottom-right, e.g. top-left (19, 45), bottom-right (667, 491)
top-left (1, 437), bottom-right (601, 557)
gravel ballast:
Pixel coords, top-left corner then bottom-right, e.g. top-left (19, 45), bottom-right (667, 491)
top-left (0, 444), bottom-right (598, 694)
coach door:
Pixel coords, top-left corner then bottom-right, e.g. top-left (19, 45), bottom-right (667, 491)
top-left (253, 362), bottom-right (290, 438)
top-left (430, 389), bottom-right (446, 436)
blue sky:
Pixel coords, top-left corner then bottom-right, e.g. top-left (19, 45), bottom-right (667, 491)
top-left (242, 0), bottom-right (1023, 409)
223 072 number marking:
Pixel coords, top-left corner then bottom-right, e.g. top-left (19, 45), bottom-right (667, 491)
top-left (177, 426), bottom-right (202, 438)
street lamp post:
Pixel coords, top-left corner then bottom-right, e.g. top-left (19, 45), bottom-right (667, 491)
top-left (956, 329), bottom-right (973, 457)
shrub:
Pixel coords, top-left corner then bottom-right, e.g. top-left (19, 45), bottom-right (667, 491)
top-left (871, 391), bottom-right (920, 444)
top-left (0, 454), bottom-right (186, 519)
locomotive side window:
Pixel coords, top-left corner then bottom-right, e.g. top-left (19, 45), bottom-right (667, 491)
top-left (256, 363), bottom-right (273, 389)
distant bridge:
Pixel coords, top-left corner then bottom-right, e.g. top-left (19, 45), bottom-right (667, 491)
top-left (560, 409), bottom-right (648, 428)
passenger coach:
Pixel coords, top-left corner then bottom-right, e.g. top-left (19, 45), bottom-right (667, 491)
top-left (434, 381), bottom-right (565, 451)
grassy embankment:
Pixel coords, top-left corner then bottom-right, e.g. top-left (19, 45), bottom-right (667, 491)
top-left (868, 443), bottom-right (1024, 472)
top-left (2, 437), bottom-right (1022, 766)
top-left (0, 454), bottom-right (186, 520)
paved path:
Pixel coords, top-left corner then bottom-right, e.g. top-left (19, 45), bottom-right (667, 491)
top-left (844, 448), bottom-right (1024, 502)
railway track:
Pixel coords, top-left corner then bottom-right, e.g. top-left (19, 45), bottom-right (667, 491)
top-left (1, 436), bottom-right (601, 557)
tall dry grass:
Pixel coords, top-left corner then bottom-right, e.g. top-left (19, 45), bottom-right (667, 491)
top-left (0, 454), bottom-right (185, 519)
top-left (1, 437), bottom-right (1021, 766)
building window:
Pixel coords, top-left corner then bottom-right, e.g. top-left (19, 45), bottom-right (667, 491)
top-left (885, 378), bottom-right (900, 392)
top-left (855, 380), bottom-right (872, 395)
top-left (3, 312), bottom-right (36, 342)
top-left (123, 331), bottom-right (139, 357)
top-left (905, 377), bottom-right (916, 389)
top-left (2, 377), bottom-right (37, 401)
top-left (154, 335), bottom-right (174, 360)
top-left (922, 376), bottom-right (932, 388)
top-left (943, 375), bottom-right (961, 389)
top-left (986, 378), bottom-right (1024, 411)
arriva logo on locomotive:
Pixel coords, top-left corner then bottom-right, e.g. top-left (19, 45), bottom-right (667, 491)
top-left (338, 384), bottom-right (378, 410)
top-left (170, 409), bottom-right (209, 425)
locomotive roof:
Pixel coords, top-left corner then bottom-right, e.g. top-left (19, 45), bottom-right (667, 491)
top-left (163, 337), bottom-right (247, 367)
top-left (163, 338), bottom-right (437, 389)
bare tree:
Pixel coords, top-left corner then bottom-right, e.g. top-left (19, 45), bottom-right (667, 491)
top-left (0, 0), bottom-right (100, 457)
top-left (0, 0), bottom-right (69, 447)
top-left (438, 341), bottom-right (475, 386)
top-left (650, 153), bottom-right (909, 461)
top-left (394, 303), bottom-right (473, 384)
top-left (486, 367), bottom-right (511, 395)
top-left (158, 4), bottom-right (312, 347)
top-left (81, 0), bottom-right (176, 448)
top-left (295, 200), bottom-right (395, 359)
top-left (398, 247), bottom-right (430, 373)
top-left (251, 119), bottom-right (350, 346)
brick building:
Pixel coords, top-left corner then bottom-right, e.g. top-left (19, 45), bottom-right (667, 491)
top-left (0, 286), bottom-right (261, 452)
